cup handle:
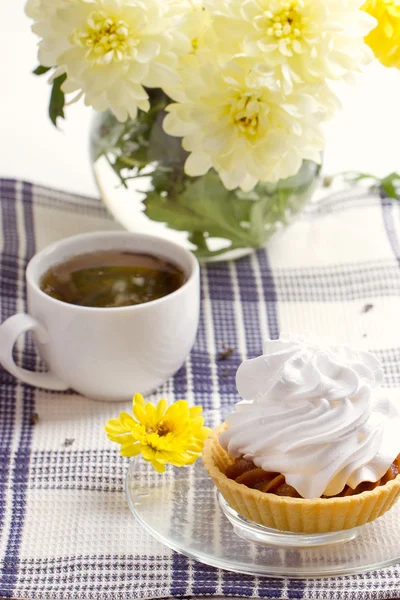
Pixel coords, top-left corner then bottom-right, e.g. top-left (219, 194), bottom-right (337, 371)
top-left (0, 313), bottom-right (69, 391)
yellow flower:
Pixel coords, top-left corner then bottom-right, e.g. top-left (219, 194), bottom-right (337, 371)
top-left (105, 393), bottom-right (211, 473)
top-left (363, 0), bottom-right (400, 68)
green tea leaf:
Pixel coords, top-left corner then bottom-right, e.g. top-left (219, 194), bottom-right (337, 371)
top-left (49, 73), bottom-right (67, 127)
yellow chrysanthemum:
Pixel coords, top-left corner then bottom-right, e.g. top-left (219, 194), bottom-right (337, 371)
top-left (363, 0), bottom-right (400, 68)
top-left (105, 393), bottom-right (211, 472)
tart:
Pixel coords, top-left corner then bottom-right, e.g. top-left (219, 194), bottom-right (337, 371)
top-left (203, 424), bottom-right (400, 533)
top-left (203, 335), bottom-right (400, 533)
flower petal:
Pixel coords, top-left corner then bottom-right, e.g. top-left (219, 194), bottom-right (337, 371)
top-left (136, 39), bottom-right (161, 63)
top-left (184, 151), bottom-right (212, 176)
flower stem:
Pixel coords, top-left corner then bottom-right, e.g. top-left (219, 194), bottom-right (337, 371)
top-left (189, 231), bottom-right (209, 252)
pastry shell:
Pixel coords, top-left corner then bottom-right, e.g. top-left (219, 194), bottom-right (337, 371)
top-left (202, 424), bottom-right (400, 534)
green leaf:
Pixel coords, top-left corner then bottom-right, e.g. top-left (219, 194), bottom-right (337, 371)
top-left (94, 96), bottom-right (170, 183)
top-left (330, 170), bottom-right (400, 201)
top-left (381, 180), bottom-right (397, 199)
top-left (194, 243), bottom-right (243, 259)
top-left (144, 191), bottom-right (202, 231)
top-left (144, 170), bottom-right (258, 249)
top-left (379, 172), bottom-right (400, 200)
top-left (33, 65), bottom-right (51, 76)
top-left (344, 172), bottom-right (379, 184)
top-left (249, 195), bottom-right (281, 246)
top-left (345, 171), bottom-right (400, 200)
top-left (143, 167), bottom-right (315, 256)
top-left (49, 73), bottom-right (67, 127)
top-left (90, 112), bottom-right (126, 162)
top-left (147, 111), bottom-right (188, 167)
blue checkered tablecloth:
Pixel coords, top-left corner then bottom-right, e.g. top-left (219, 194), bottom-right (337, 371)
top-left (0, 178), bottom-right (400, 599)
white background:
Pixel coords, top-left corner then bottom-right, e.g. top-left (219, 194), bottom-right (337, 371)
top-left (2, 0), bottom-right (400, 198)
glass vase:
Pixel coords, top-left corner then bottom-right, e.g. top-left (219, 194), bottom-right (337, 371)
top-left (90, 90), bottom-right (320, 262)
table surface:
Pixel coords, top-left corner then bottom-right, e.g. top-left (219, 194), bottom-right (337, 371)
top-left (2, 1), bottom-right (400, 198)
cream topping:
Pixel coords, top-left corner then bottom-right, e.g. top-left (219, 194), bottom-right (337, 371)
top-left (219, 335), bottom-right (400, 498)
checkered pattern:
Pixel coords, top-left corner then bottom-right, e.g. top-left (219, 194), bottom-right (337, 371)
top-left (0, 178), bottom-right (400, 599)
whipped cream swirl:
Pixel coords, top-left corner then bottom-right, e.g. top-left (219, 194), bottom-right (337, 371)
top-left (219, 335), bottom-right (400, 499)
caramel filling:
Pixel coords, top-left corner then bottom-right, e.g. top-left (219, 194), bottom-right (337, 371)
top-left (225, 455), bottom-right (400, 498)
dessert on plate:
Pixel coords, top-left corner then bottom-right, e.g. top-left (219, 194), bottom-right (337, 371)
top-left (203, 335), bottom-right (400, 533)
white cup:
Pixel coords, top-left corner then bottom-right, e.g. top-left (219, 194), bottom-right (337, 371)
top-left (0, 231), bottom-right (200, 401)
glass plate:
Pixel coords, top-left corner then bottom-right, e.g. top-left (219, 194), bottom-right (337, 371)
top-left (125, 458), bottom-right (400, 579)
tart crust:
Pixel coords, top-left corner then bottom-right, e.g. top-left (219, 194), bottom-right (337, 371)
top-left (202, 424), bottom-right (400, 533)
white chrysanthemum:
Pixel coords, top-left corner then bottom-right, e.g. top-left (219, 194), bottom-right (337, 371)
top-left (25, 0), bottom-right (62, 20)
top-left (169, 0), bottom-right (213, 57)
top-left (164, 58), bottom-right (338, 191)
top-left (162, 0), bottom-right (216, 101)
top-left (26, 0), bottom-right (67, 60)
top-left (210, 0), bottom-right (376, 92)
top-left (29, 0), bottom-right (190, 121)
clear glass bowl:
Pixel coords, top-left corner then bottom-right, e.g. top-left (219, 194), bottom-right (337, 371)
top-left (125, 457), bottom-right (400, 578)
